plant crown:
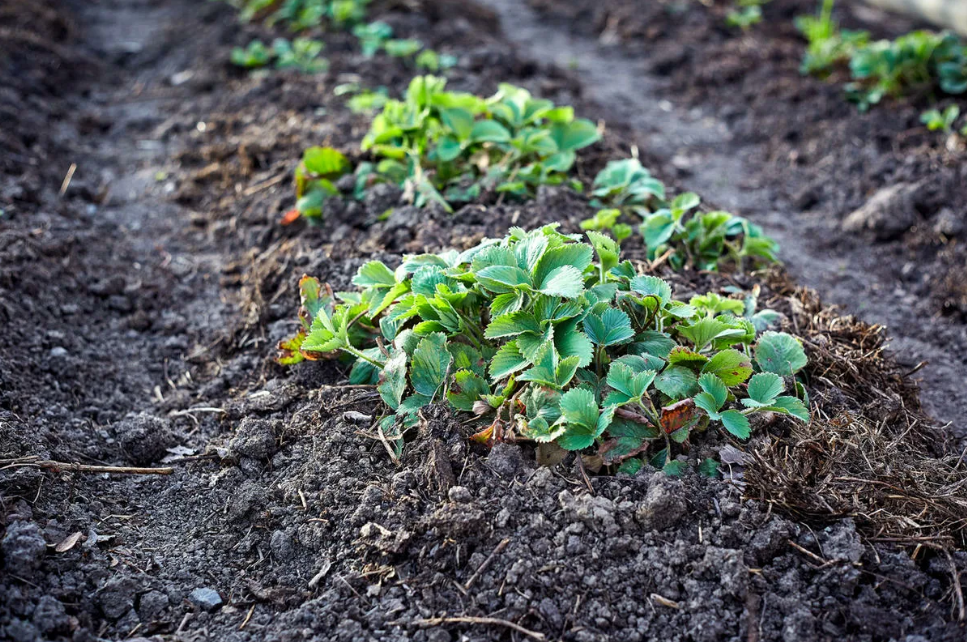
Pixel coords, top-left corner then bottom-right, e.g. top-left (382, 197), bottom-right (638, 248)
top-left (279, 225), bottom-right (809, 473)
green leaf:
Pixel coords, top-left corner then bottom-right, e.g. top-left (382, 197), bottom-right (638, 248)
top-left (584, 308), bottom-right (634, 346)
top-left (605, 362), bottom-right (656, 405)
top-left (378, 351), bottom-right (408, 410)
top-left (521, 416), bottom-right (566, 443)
top-left (549, 118), bottom-right (600, 152)
top-left (555, 328), bottom-right (593, 368)
top-left (354, 261), bottom-right (397, 287)
top-left (755, 331), bottom-right (808, 376)
top-left (490, 341), bottom-right (528, 380)
top-left (410, 333), bottom-right (451, 397)
top-left (679, 318), bottom-right (742, 352)
top-left (447, 370), bottom-right (490, 411)
top-left (698, 458), bottom-right (720, 478)
top-left (471, 119), bottom-right (512, 143)
top-left (654, 365), bottom-right (698, 400)
top-left (663, 460), bottom-right (688, 476)
top-left (440, 108), bottom-right (474, 141)
top-left (720, 410), bottom-right (750, 439)
top-left (702, 349), bottom-right (753, 386)
top-left (630, 275), bottom-right (673, 304)
top-left (602, 417), bottom-right (659, 464)
top-left (539, 265), bottom-right (585, 298)
top-left (302, 146), bottom-right (351, 178)
top-left (747, 372), bottom-right (784, 405)
top-left (697, 373), bottom-right (728, 409)
top-left (533, 244), bottom-right (594, 286)
top-left (559, 388), bottom-right (598, 429)
top-left (484, 312), bottom-right (541, 339)
top-left (476, 265), bottom-right (532, 293)
top-left (770, 396), bottom-right (810, 422)
top-left (618, 458), bottom-right (644, 475)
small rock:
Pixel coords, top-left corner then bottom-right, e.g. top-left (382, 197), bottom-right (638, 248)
top-left (635, 474), bottom-right (686, 531)
top-left (49, 347), bottom-right (68, 358)
top-left (1, 521), bottom-right (47, 577)
top-left (822, 519), bottom-right (864, 564)
top-left (842, 183), bottom-right (921, 241)
top-left (227, 417), bottom-right (279, 460)
top-left (270, 530), bottom-right (295, 561)
top-left (342, 411), bottom-right (372, 425)
top-left (115, 412), bottom-right (174, 466)
top-left (97, 577), bottom-right (137, 620)
top-left (188, 587), bottom-right (223, 612)
top-left (137, 590), bottom-right (169, 621)
top-left (933, 208), bottom-right (964, 238)
top-left (447, 486), bottom-right (472, 503)
top-left (33, 595), bottom-right (69, 635)
top-left (486, 442), bottom-right (524, 478)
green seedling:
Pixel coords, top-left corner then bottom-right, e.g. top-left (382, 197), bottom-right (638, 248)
top-left (231, 38), bottom-right (327, 73)
top-left (726, 0), bottom-right (770, 30)
top-left (921, 105), bottom-right (961, 134)
top-left (384, 39), bottom-right (423, 59)
top-left (231, 40), bottom-right (274, 68)
top-left (273, 37), bottom-right (328, 73)
top-left (580, 209), bottom-right (632, 244)
top-left (353, 20), bottom-right (393, 57)
top-left (415, 49), bottom-right (457, 72)
top-left (285, 146), bottom-right (352, 224)
top-left (280, 225), bottom-right (810, 469)
top-left (591, 158), bottom-right (665, 216)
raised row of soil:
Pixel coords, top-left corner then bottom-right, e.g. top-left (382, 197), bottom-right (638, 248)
top-left (1, 0), bottom-right (966, 641)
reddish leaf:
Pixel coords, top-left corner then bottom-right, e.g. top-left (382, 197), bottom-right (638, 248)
top-left (660, 398), bottom-right (696, 434)
top-left (280, 208), bottom-right (302, 226)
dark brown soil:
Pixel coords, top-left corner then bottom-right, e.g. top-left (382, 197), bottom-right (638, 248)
top-left (1, 0), bottom-right (966, 641)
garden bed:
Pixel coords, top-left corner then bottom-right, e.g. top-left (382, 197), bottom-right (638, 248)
top-left (1, 0), bottom-right (966, 640)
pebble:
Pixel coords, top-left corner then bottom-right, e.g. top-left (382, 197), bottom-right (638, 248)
top-left (1, 521), bottom-right (47, 577)
top-left (49, 347), bottom-right (68, 358)
top-left (447, 486), bottom-right (472, 503)
top-left (188, 587), bottom-right (223, 612)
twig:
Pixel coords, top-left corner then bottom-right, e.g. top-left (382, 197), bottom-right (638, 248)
top-left (375, 422), bottom-right (401, 466)
top-left (241, 173), bottom-right (287, 197)
top-left (464, 539), bottom-right (510, 590)
top-left (239, 605), bottom-right (255, 631)
top-left (59, 163), bottom-right (76, 196)
top-left (29, 459), bottom-right (173, 475)
top-left (786, 539), bottom-right (827, 565)
top-left (398, 616), bottom-right (545, 641)
top-left (945, 550), bottom-right (965, 622)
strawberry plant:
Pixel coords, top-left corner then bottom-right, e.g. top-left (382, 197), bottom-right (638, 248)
top-left (350, 76), bottom-right (600, 211)
top-left (279, 225), bottom-right (809, 471)
top-left (233, 0), bottom-right (370, 30)
top-left (231, 38), bottom-right (327, 73)
top-left (640, 192), bottom-right (779, 271)
top-left (592, 159), bottom-right (778, 271)
top-left (726, 0), bottom-right (770, 30)
top-left (580, 209), bottom-right (632, 244)
top-left (797, 1), bottom-right (967, 110)
top-left (921, 105), bottom-right (961, 135)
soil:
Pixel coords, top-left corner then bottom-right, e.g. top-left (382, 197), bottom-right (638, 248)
top-left (511, 0), bottom-right (967, 442)
top-left (1, 0), bottom-right (966, 641)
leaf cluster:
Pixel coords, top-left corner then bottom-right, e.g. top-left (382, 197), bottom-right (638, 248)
top-left (279, 225), bottom-right (809, 473)
top-left (359, 76), bottom-right (601, 211)
top-left (921, 104), bottom-right (965, 136)
top-left (233, 0), bottom-right (369, 31)
top-left (797, 1), bottom-right (967, 110)
top-left (591, 158), bottom-right (778, 271)
top-left (231, 38), bottom-right (328, 73)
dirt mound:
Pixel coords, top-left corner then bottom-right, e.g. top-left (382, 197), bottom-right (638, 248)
top-left (1, 0), bottom-right (966, 640)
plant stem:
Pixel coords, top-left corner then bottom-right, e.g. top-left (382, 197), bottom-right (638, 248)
top-left (344, 346), bottom-right (386, 369)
